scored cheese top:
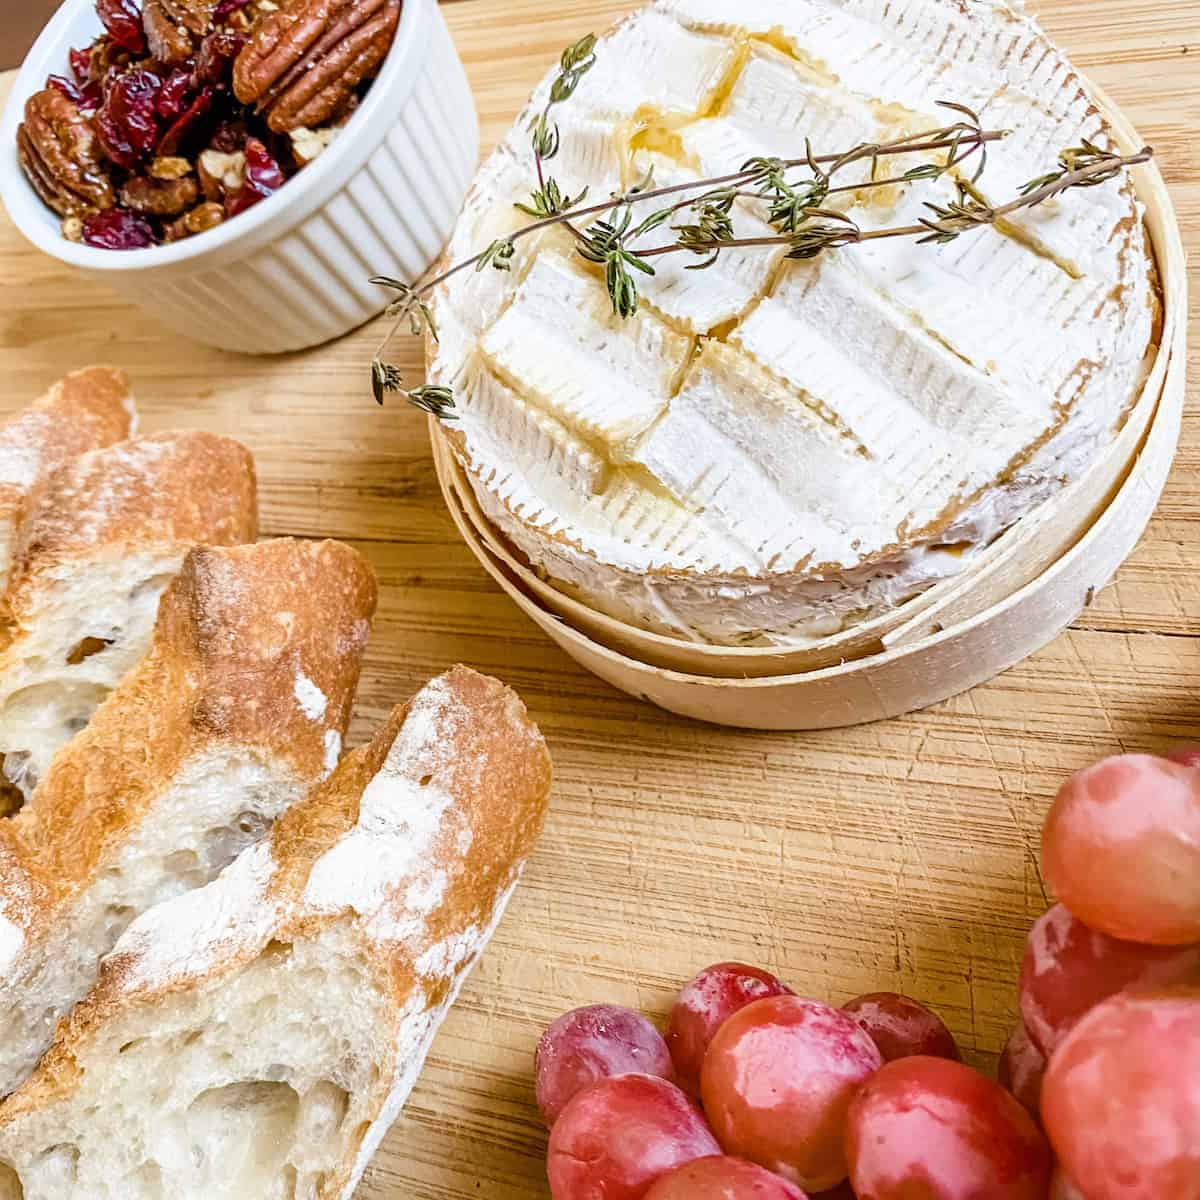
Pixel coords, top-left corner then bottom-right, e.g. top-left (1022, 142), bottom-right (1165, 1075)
top-left (429, 0), bottom-right (1155, 647)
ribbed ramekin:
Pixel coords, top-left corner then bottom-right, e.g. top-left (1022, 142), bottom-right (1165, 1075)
top-left (0, 0), bottom-right (479, 354)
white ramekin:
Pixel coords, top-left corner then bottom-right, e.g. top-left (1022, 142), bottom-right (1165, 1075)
top-left (0, 0), bottom-right (479, 354)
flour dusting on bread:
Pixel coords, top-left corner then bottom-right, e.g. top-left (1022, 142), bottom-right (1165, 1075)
top-left (0, 667), bottom-right (551, 1200)
top-left (0, 538), bottom-right (378, 1100)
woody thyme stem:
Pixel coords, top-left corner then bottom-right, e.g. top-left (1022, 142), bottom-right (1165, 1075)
top-left (369, 33), bottom-right (1151, 415)
top-left (628, 148), bottom-right (1154, 261)
top-left (400, 128), bottom-right (1008, 303)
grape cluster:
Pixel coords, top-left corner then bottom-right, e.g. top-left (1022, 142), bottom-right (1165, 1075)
top-left (532, 748), bottom-right (1200, 1199)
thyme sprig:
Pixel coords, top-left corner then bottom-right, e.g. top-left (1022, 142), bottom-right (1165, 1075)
top-left (370, 360), bottom-right (457, 418)
top-left (370, 33), bottom-right (1151, 417)
top-left (519, 34), bottom-right (598, 220)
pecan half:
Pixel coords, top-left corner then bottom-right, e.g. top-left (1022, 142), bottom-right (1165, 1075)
top-left (159, 0), bottom-right (218, 35)
top-left (120, 172), bottom-right (199, 215)
top-left (198, 147), bottom-right (247, 200)
top-left (233, 0), bottom-right (399, 133)
top-left (16, 89), bottom-right (115, 218)
top-left (143, 0), bottom-right (196, 64)
top-left (164, 201), bottom-right (225, 240)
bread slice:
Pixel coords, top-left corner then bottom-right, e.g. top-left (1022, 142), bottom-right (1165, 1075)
top-left (0, 368), bottom-right (136, 592)
top-left (0, 666), bottom-right (551, 1199)
top-left (0, 430), bottom-right (257, 803)
top-left (0, 537), bottom-right (378, 1100)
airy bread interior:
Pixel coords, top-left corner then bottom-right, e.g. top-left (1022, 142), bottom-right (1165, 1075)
top-left (0, 432), bottom-right (258, 805)
top-left (0, 552), bottom-right (182, 802)
top-left (0, 538), bottom-right (377, 1101)
top-left (0, 748), bottom-right (300, 1104)
top-left (0, 923), bottom-right (384, 1200)
top-left (0, 667), bottom-right (552, 1200)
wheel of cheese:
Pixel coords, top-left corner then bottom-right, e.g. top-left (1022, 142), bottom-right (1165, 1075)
top-left (429, 0), bottom-right (1158, 651)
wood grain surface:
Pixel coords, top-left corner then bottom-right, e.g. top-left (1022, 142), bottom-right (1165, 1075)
top-left (1, 1), bottom-right (1198, 1195)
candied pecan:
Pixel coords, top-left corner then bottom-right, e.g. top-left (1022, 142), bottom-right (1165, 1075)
top-left (16, 88), bottom-right (115, 218)
top-left (144, 0), bottom-right (196, 65)
top-left (198, 147), bottom-right (246, 200)
top-left (234, 0), bottom-right (399, 132)
top-left (164, 200), bottom-right (225, 240)
top-left (62, 216), bottom-right (85, 242)
top-left (289, 123), bottom-right (339, 164)
top-left (120, 172), bottom-right (199, 216)
top-left (160, 0), bottom-right (220, 35)
top-left (150, 155), bottom-right (193, 180)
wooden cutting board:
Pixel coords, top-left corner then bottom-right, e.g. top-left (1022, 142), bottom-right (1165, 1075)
top-left (0, 1), bottom-right (1198, 1195)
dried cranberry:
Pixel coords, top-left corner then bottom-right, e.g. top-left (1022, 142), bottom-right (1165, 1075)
top-left (46, 74), bottom-right (101, 111)
top-left (224, 137), bottom-right (285, 216)
top-left (81, 208), bottom-right (156, 250)
top-left (213, 0), bottom-right (253, 16)
top-left (155, 68), bottom-right (194, 121)
top-left (192, 31), bottom-right (244, 88)
top-left (96, 0), bottom-right (147, 55)
top-left (69, 44), bottom-right (93, 83)
top-left (157, 87), bottom-right (215, 157)
top-left (96, 68), bottom-right (163, 168)
top-left (208, 117), bottom-right (248, 154)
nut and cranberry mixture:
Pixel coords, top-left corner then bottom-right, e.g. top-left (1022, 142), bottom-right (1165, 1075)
top-left (16, 0), bottom-right (401, 250)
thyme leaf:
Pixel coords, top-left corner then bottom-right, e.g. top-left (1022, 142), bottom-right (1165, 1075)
top-left (368, 33), bottom-right (1151, 419)
top-left (371, 362), bottom-right (458, 419)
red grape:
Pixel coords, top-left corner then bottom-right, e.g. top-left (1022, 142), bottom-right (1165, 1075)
top-left (997, 1022), bottom-right (1045, 1118)
top-left (1042, 986), bottom-right (1200, 1200)
top-left (535, 1004), bottom-right (675, 1127)
top-left (643, 1156), bottom-right (810, 1199)
top-left (701, 995), bottom-right (882, 1192)
top-left (1049, 1170), bottom-right (1088, 1200)
top-left (842, 991), bottom-right (960, 1062)
top-left (1019, 903), bottom-right (1200, 1056)
top-left (810, 1186), bottom-right (856, 1200)
top-left (1166, 745), bottom-right (1200, 769)
top-left (845, 1056), bottom-right (1052, 1200)
top-left (547, 1075), bottom-right (720, 1200)
top-left (667, 962), bottom-right (794, 1095)
top-left (1043, 754), bottom-right (1200, 945)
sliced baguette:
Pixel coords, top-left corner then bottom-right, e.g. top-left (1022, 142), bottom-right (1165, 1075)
top-left (0, 537), bottom-right (378, 1099)
top-left (0, 368), bottom-right (136, 591)
top-left (0, 666), bottom-right (551, 1199)
top-left (0, 430), bottom-right (257, 802)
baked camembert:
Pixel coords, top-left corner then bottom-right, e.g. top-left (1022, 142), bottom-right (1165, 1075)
top-left (428, 0), bottom-right (1156, 646)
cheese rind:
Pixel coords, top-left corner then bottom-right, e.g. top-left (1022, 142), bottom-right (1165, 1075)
top-left (430, 0), bottom-right (1155, 647)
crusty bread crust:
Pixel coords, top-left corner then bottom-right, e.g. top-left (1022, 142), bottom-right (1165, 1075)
top-left (1, 431), bottom-right (257, 634)
top-left (0, 367), bottom-right (135, 520)
top-left (0, 368), bottom-right (136, 592)
top-left (0, 538), bottom-right (377, 932)
top-left (0, 539), bottom-right (378, 1101)
top-left (0, 667), bottom-right (550, 1200)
